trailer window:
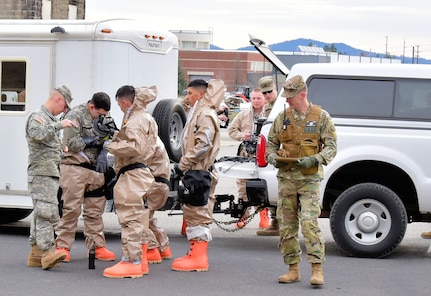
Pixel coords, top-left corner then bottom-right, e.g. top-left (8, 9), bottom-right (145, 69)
top-left (1, 61), bottom-right (26, 112)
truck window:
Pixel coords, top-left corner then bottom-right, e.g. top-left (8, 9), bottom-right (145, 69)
top-left (394, 80), bottom-right (431, 120)
top-left (307, 78), bottom-right (394, 118)
top-left (0, 61), bottom-right (26, 112)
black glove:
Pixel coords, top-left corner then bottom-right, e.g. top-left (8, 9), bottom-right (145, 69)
top-left (173, 163), bottom-right (183, 178)
top-left (83, 136), bottom-right (100, 147)
top-left (96, 149), bottom-right (109, 173)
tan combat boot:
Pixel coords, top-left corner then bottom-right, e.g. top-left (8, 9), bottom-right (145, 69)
top-left (27, 244), bottom-right (43, 267)
top-left (278, 263), bottom-right (301, 283)
top-left (41, 248), bottom-right (66, 270)
top-left (310, 263), bottom-right (324, 285)
top-left (256, 217), bottom-right (279, 236)
top-left (421, 231), bottom-right (431, 239)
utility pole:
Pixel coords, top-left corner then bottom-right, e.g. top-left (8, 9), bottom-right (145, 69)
top-left (416, 45), bottom-right (419, 64)
top-left (412, 46), bottom-right (415, 64)
top-left (402, 39), bottom-right (405, 64)
top-left (385, 36), bottom-right (388, 57)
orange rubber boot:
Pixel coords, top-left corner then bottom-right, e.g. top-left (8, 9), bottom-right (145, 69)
top-left (147, 248), bottom-right (162, 264)
top-left (259, 208), bottom-right (271, 229)
top-left (181, 218), bottom-right (187, 236)
top-left (103, 261), bottom-right (145, 278)
top-left (55, 248), bottom-right (70, 263)
top-left (141, 244), bottom-right (150, 273)
top-left (160, 246), bottom-right (172, 259)
top-left (95, 246), bottom-right (116, 261)
top-left (171, 240), bottom-right (208, 272)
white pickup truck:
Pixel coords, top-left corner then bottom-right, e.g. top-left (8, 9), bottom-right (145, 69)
top-left (216, 36), bottom-right (431, 258)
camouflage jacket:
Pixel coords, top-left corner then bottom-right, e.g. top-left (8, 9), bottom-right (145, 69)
top-left (266, 102), bottom-right (337, 180)
top-left (62, 102), bottom-right (100, 166)
top-left (25, 105), bottom-right (64, 177)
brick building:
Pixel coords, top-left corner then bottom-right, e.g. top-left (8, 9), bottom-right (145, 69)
top-left (179, 50), bottom-right (273, 93)
top-left (0, 0), bottom-right (85, 19)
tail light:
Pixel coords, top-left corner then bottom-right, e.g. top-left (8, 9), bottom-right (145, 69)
top-left (256, 134), bottom-right (268, 167)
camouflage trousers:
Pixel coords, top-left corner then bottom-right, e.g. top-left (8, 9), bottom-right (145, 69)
top-left (28, 176), bottom-right (60, 251)
top-left (276, 177), bottom-right (325, 265)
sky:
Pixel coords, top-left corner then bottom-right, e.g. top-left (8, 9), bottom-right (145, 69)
top-left (85, 0), bottom-right (431, 60)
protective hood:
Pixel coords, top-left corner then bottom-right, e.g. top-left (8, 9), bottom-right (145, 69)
top-left (201, 79), bottom-right (226, 109)
top-left (134, 85), bottom-right (157, 108)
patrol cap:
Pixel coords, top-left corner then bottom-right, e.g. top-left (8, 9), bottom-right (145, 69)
top-left (281, 75), bottom-right (307, 98)
top-left (258, 76), bottom-right (274, 93)
top-left (56, 85), bottom-right (73, 108)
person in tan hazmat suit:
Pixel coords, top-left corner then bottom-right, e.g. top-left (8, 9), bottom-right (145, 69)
top-left (55, 92), bottom-right (116, 263)
top-left (103, 85), bottom-right (159, 278)
top-left (136, 87), bottom-right (172, 264)
top-left (172, 79), bottom-right (225, 272)
top-left (227, 87), bottom-right (270, 229)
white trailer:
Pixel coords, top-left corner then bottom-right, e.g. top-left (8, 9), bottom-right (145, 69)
top-left (0, 19), bottom-right (186, 223)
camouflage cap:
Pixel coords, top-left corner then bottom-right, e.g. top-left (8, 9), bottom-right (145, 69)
top-left (56, 85), bottom-right (73, 108)
top-left (281, 75), bottom-right (307, 98)
top-left (258, 76), bottom-right (274, 93)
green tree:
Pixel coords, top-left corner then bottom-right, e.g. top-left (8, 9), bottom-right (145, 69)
top-left (323, 43), bottom-right (337, 53)
top-left (178, 61), bottom-right (187, 96)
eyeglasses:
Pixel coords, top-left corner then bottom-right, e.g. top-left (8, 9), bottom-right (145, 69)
top-left (262, 89), bottom-right (273, 95)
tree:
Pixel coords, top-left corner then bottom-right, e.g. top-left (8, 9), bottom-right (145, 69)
top-left (178, 61), bottom-right (187, 96)
top-left (323, 43), bottom-right (338, 53)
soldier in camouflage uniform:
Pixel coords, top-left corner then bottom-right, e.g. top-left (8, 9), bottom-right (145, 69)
top-left (55, 92), bottom-right (116, 262)
top-left (25, 85), bottom-right (75, 270)
top-left (266, 75), bottom-right (337, 286)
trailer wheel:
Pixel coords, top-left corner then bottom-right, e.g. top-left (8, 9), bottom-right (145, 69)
top-left (0, 208), bottom-right (32, 224)
top-left (330, 183), bottom-right (407, 258)
top-left (153, 99), bottom-right (186, 163)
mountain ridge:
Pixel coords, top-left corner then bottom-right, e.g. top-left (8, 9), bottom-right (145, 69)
top-left (211, 38), bottom-right (429, 64)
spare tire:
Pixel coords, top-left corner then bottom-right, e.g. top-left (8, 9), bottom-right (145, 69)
top-left (152, 99), bottom-right (187, 163)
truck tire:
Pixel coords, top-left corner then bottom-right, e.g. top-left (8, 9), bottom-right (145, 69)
top-left (330, 182), bottom-right (407, 258)
top-left (152, 99), bottom-right (186, 163)
top-left (0, 208), bottom-right (32, 224)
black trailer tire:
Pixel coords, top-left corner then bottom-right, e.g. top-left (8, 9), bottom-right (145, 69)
top-left (0, 208), bottom-right (32, 224)
top-left (152, 99), bottom-right (186, 163)
top-left (330, 182), bottom-right (407, 258)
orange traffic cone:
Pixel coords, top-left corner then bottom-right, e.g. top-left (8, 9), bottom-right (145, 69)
top-left (171, 240), bottom-right (208, 272)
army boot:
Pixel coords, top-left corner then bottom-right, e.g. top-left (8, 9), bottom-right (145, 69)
top-left (41, 248), bottom-right (66, 270)
top-left (27, 244), bottom-right (43, 267)
top-left (256, 217), bottom-right (279, 236)
top-left (310, 263), bottom-right (324, 285)
top-left (278, 263), bottom-right (301, 283)
top-left (421, 231), bottom-right (431, 239)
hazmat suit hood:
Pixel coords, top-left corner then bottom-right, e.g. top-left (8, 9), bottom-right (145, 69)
top-left (134, 85), bottom-right (157, 109)
top-left (200, 79), bottom-right (226, 110)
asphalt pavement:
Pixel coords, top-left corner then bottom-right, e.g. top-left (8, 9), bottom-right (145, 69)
top-left (2, 128), bottom-right (431, 296)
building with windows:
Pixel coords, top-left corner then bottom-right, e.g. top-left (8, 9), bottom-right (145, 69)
top-left (0, 0), bottom-right (85, 20)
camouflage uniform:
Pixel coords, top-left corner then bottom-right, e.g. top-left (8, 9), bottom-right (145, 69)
top-left (55, 102), bottom-right (107, 250)
top-left (266, 102), bottom-right (337, 265)
top-left (26, 105), bottom-right (65, 250)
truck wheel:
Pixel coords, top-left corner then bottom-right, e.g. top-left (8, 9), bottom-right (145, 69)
top-left (330, 182), bottom-right (407, 258)
top-left (0, 208), bottom-right (32, 224)
top-left (152, 99), bottom-right (186, 163)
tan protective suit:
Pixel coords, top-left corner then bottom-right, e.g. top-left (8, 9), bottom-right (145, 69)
top-left (142, 136), bottom-right (170, 251)
top-left (135, 86), bottom-right (171, 252)
top-left (179, 79), bottom-right (225, 242)
top-left (228, 106), bottom-right (266, 200)
top-left (56, 102), bottom-right (107, 250)
top-left (106, 86), bottom-right (158, 261)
